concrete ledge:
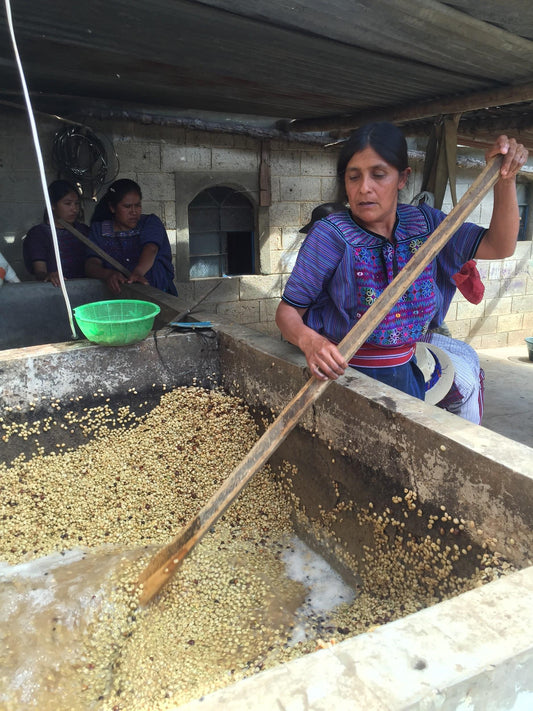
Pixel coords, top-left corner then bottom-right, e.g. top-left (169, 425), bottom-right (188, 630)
top-left (0, 328), bottom-right (219, 406)
top-left (179, 566), bottom-right (533, 711)
top-left (0, 280), bottom-right (111, 349)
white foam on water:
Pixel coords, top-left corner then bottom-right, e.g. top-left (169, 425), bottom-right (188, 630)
top-left (281, 536), bottom-right (355, 643)
top-left (0, 548), bottom-right (86, 581)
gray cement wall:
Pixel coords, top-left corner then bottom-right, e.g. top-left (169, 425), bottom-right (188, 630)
top-left (1, 106), bottom-right (532, 346)
top-left (0, 280), bottom-right (111, 349)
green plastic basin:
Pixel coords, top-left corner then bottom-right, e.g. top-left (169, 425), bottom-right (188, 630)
top-left (73, 299), bottom-right (160, 346)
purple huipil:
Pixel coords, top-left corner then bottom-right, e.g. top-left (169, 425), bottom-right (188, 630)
top-left (88, 214), bottom-right (177, 294)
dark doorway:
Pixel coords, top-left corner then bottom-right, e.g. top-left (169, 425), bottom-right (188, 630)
top-left (188, 186), bottom-right (255, 278)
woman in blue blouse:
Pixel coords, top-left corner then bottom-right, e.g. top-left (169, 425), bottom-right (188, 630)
top-left (276, 122), bottom-right (527, 400)
top-left (86, 179), bottom-right (177, 295)
top-left (23, 180), bottom-right (88, 285)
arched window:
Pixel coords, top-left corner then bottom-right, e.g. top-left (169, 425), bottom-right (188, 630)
top-left (188, 186), bottom-right (255, 278)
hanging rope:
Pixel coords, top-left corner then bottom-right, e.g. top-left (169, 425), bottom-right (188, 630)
top-left (4, 0), bottom-right (77, 338)
top-left (52, 124), bottom-right (119, 200)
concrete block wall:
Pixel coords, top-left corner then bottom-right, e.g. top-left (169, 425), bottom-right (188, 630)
top-left (404, 159), bottom-right (533, 347)
top-left (450, 241), bottom-right (533, 347)
top-left (1, 106), bottom-right (532, 345)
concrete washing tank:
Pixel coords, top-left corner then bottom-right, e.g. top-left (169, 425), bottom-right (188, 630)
top-left (1, 315), bottom-right (533, 710)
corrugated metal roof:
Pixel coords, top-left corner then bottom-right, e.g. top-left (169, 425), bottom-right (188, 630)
top-left (1, 0), bottom-right (532, 141)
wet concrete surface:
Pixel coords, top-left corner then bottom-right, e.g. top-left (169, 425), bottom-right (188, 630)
top-left (478, 344), bottom-right (533, 449)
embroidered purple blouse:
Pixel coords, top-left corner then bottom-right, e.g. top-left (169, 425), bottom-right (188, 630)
top-left (282, 203), bottom-right (486, 348)
top-left (87, 213), bottom-right (177, 295)
top-left (23, 221), bottom-right (89, 278)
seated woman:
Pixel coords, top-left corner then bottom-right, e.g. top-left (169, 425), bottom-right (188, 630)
top-left (23, 180), bottom-right (88, 286)
top-left (86, 179), bottom-right (177, 295)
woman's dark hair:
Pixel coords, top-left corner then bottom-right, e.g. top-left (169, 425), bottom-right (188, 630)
top-left (336, 122), bottom-right (408, 202)
top-left (90, 179), bottom-right (142, 223)
top-left (44, 180), bottom-right (81, 221)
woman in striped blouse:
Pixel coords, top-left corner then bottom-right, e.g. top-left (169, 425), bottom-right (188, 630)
top-left (276, 122), bottom-right (527, 403)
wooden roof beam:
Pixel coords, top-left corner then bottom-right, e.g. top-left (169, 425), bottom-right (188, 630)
top-left (282, 81), bottom-right (533, 134)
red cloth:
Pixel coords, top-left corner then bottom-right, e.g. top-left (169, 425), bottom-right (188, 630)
top-left (452, 260), bottom-right (485, 304)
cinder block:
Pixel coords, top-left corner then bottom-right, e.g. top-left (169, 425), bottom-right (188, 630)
top-left (281, 228), bottom-right (304, 252)
top-left (301, 153), bottom-right (336, 177)
top-left (512, 241), bottom-right (532, 259)
top-left (233, 135), bottom-right (258, 151)
top-left (174, 281), bottom-right (194, 303)
top-left (136, 173), bottom-right (175, 201)
top-left (1, 138), bottom-right (45, 172)
top-left (269, 202), bottom-right (302, 228)
top-left (164, 228), bottom-right (177, 254)
top-left (132, 123), bottom-right (186, 143)
top-left (0, 199), bottom-right (43, 236)
top-left (523, 312), bottom-right (533, 331)
top-left (501, 277), bottom-right (526, 296)
top-left (480, 332), bottom-right (509, 348)
top-left (141, 201), bottom-right (162, 218)
top-left (217, 299), bottom-right (260, 324)
top-left (488, 262), bottom-right (502, 280)
top-left (456, 300), bottom-right (485, 320)
top-left (483, 297), bottom-right (512, 317)
top-left (270, 150), bottom-right (302, 176)
top-left (444, 302), bottom-right (457, 321)
top-left (476, 261), bottom-right (490, 280)
top-left (501, 259), bottom-right (518, 279)
top-left (270, 249), bottom-right (297, 274)
top-left (497, 312), bottom-right (524, 332)
top-left (268, 227), bottom-right (282, 250)
top-left (269, 138), bottom-right (303, 151)
top-left (239, 274), bottom-right (283, 301)
top-left (469, 314), bottom-right (498, 334)
top-left (253, 321), bottom-right (283, 338)
top-left (260, 297), bottom-right (283, 322)
top-left (116, 141), bottom-right (160, 172)
top-left (270, 177), bottom-right (281, 202)
top-left (469, 204), bottom-right (483, 225)
top-left (279, 176), bottom-right (322, 202)
top-left (479, 193), bottom-right (495, 227)
top-left (1, 172), bottom-right (42, 201)
top-left (512, 294), bottom-right (533, 312)
top-left (467, 335), bottom-right (483, 349)
top-left (482, 280), bottom-right (502, 298)
top-left (450, 319), bottom-right (471, 339)
top-left (161, 145), bottom-right (212, 171)
top-left (321, 177), bottom-right (338, 201)
top-left (195, 278), bottom-right (240, 303)
top-left (507, 330), bottom-right (531, 346)
top-left (300, 202), bottom-right (315, 226)
top-left (163, 201), bottom-right (176, 229)
top-left (204, 133), bottom-right (235, 148)
top-left (185, 129), bottom-right (218, 147)
top-left (212, 148), bottom-right (258, 171)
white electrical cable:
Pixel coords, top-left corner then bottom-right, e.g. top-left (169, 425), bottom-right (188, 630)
top-left (5, 0), bottom-right (77, 338)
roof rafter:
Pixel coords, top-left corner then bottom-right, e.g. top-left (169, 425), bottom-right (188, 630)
top-left (283, 81), bottom-right (533, 134)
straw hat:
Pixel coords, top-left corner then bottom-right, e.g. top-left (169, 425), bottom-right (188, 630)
top-left (415, 341), bottom-right (455, 405)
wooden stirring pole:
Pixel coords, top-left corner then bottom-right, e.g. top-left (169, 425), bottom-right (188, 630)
top-left (137, 156), bottom-right (502, 605)
top-left (58, 219), bottom-right (132, 277)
